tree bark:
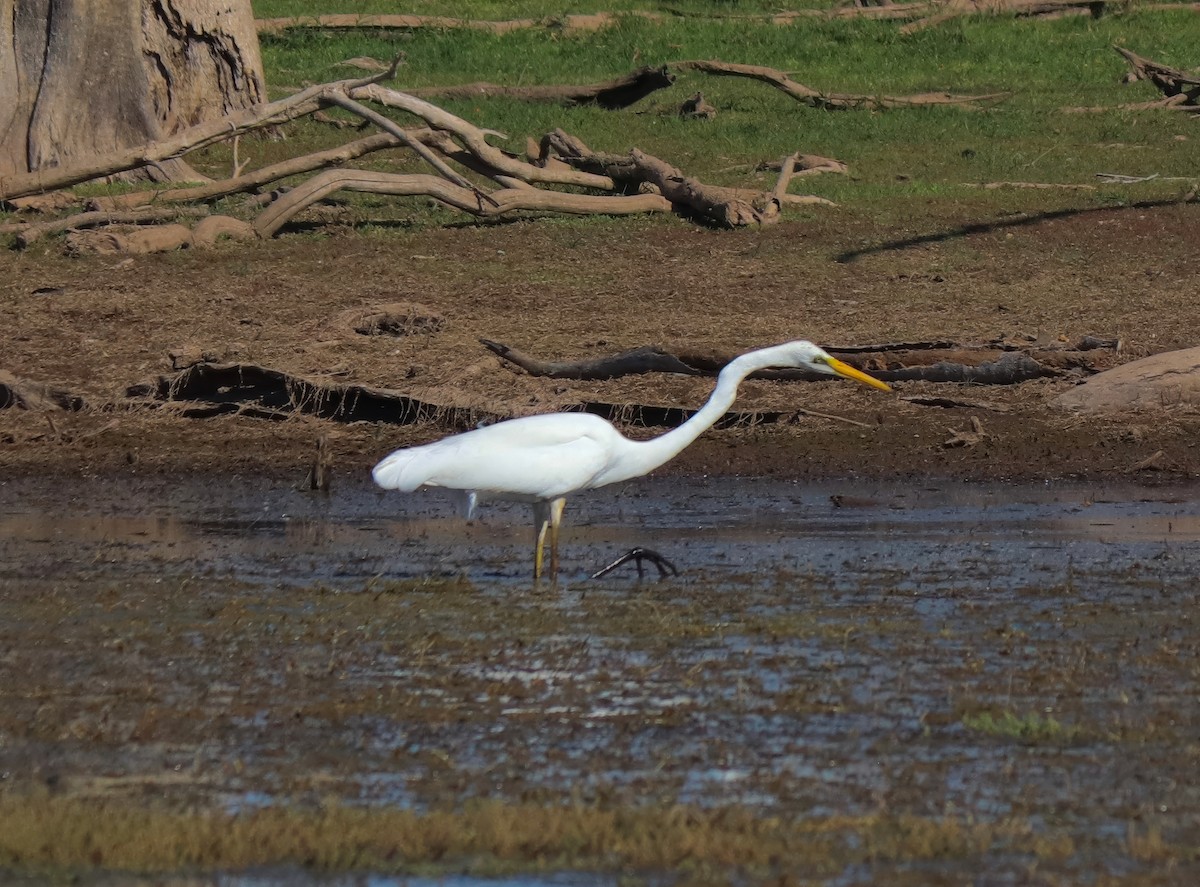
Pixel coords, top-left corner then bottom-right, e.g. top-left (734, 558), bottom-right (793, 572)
top-left (0, 0), bottom-right (266, 180)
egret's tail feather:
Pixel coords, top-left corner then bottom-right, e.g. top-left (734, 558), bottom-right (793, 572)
top-left (372, 449), bottom-right (426, 492)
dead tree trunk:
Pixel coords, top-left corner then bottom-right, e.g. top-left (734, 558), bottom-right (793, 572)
top-left (0, 0), bottom-right (266, 181)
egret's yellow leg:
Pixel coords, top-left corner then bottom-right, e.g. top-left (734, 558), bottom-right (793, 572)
top-left (532, 498), bottom-right (567, 582)
top-left (533, 518), bottom-right (549, 580)
top-left (548, 497), bottom-right (566, 580)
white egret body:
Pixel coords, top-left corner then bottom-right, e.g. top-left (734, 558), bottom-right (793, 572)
top-left (372, 341), bottom-right (890, 579)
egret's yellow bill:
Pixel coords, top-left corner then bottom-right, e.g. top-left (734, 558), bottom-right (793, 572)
top-left (826, 356), bottom-right (891, 392)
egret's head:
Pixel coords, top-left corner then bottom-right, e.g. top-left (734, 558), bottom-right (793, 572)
top-left (785, 340), bottom-right (891, 391)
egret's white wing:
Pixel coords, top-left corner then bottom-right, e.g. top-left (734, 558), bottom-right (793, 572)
top-left (372, 413), bottom-right (618, 501)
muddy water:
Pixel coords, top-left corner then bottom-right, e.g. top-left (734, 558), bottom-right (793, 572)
top-left (2, 474), bottom-right (1200, 880)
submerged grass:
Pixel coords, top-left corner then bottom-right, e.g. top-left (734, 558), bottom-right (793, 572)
top-left (961, 709), bottom-right (1083, 743)
top-left (0, 792), bottom-right (1086, 879)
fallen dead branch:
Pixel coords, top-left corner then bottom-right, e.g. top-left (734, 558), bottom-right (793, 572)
top-left (480, 341), bottom-right (699, 380)
top-left (673, 60), bottom-right (1009, 111)
top-left (537, 130), bottom-right (784, 226)
top-left (0, 371), bottom-right (87, 411)
top-left (61, 216), bottom-right (256, 255)
top-left (251, 170), bottom-right (672, 238)
top-left (3, 206), bottom-right (209, 246)
top-left (965, 181), bottom-right (1097, 191)
top-left (2, 333), bottom-right (1123, 436)
top-left (1066, 47), bottom-right (1200, 114)
top-left (1114, 46), bottom-right (1200, 108)
top-left (85, 132), bottom-right (404, 211)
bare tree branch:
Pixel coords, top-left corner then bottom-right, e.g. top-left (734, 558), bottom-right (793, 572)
top-left (252, 169), bottom-right (672, 237)
top-left (673, 59), bottom-right (1010, 110)
top-left (86, 132), bottom-right (405, 211)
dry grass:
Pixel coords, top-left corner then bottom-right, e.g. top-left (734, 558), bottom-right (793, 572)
top-left (0, 793), bottom-right (1095, 878)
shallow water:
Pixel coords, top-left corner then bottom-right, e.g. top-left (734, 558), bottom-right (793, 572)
top-left (2, 474), bottom-right (1200, 882)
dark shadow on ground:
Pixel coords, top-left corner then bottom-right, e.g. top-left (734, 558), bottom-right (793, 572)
top-left (834, 197), bottom-right (1190, 263)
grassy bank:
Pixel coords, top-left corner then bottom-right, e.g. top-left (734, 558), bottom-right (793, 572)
top-left (244, 3), bottom-right (1200, 221)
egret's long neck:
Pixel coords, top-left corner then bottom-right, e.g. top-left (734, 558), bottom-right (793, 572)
top-left (597, 344), bottom-right (797, 486)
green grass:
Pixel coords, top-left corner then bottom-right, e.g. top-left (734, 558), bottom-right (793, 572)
top-left (238, 5), bottom-right (1200, 227)
top-left (962, 709), bottom-right (1083, 742)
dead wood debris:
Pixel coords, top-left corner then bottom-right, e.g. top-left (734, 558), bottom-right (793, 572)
top-left (1114, 46), bottom-right (1200, 108)
top-left (1065, 47), bottom-right (1200, 114)
top-left (481, 340), bottom-right (699, 381)
top-left (0, 60), bottom-right (822, 242)
top-left (943, 416), bottom-right (989, 448)
top-left (0, 334), bottom-right (1124, 434)
top-left (1, 47), bottom-right (1007, 247)
top-left (482, 336), bottom-right (1121, 385)
top-left (0, 371), bottom-right (87, 411)
top-left (256, 3), bottom-right (1197, 36)
top-left (123, 361), bottom-right (834, 431)
top-left (679, 92), bottom-right (718, 120)
top-left (1128, 449), bottom-right (1171, 472)
top-left (673, 60), bottom-right (1009, 111)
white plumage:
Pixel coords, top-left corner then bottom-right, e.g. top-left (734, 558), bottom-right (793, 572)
top-left (373, 340), bottom-right (891, 580)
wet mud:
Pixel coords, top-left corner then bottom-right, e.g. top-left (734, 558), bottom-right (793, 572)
top-left (2, 474), bottom-right (1200, 881)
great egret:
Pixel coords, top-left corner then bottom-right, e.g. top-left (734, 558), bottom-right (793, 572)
top-left (372, 340), bottom-right (891, 581)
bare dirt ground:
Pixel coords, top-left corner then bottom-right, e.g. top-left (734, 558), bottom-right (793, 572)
top-left (4, 197), bottom-right (1200, 485)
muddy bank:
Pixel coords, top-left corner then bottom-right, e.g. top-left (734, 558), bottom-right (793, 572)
top-left (4, 207), bottom-right (1200, 483)
top-left (1, 396), bottom-right (1198, 485)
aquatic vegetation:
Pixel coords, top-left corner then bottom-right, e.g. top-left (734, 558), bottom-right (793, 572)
top-left (960, 709), bottom-right (1081, 743)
